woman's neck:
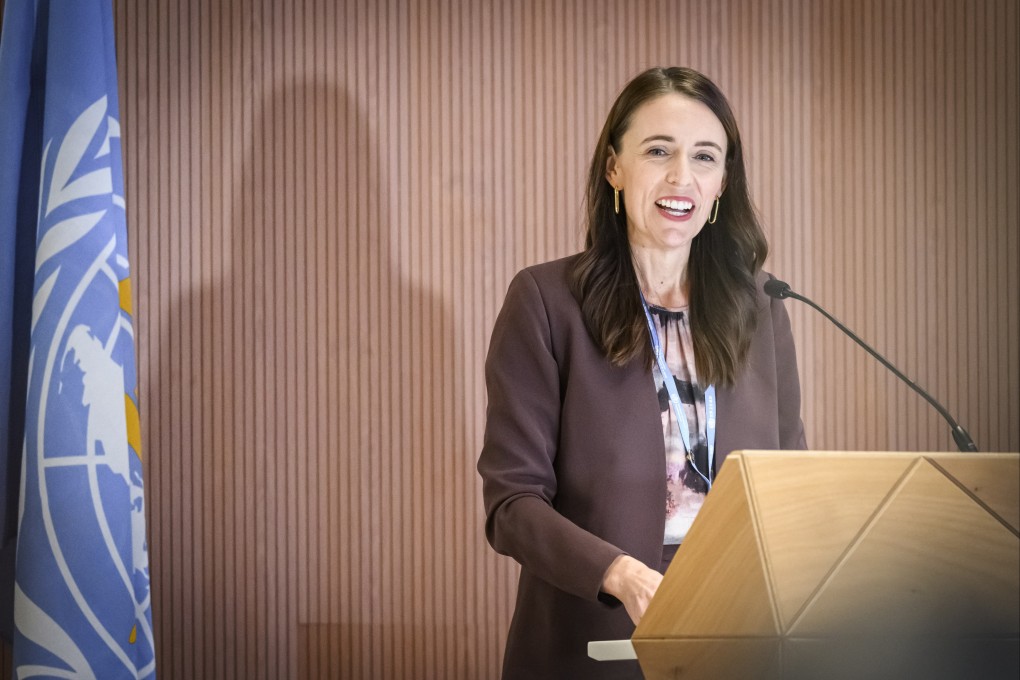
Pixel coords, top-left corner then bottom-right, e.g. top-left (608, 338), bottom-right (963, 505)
top-left (631, 245), bottom-right (691, 310)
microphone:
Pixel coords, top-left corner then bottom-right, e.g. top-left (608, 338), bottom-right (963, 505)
top-left (764, 277), bottom-right (978, 452)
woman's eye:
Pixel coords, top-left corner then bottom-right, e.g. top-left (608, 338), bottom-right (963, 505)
top-left (695, 153), bottom-right (716, 162)
top-left (648, 147), bottom-right (668, 157)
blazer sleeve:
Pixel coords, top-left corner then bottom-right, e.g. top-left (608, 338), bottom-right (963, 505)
top-left (477, 269), bottom-right (625, 602)
top-left (769, 292), bottom-right (808, 450)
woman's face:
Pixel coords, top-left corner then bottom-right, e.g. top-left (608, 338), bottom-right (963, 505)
top-left (606, 93), bottom-right (728, 255)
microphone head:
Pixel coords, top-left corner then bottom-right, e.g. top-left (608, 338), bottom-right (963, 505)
top-left (763, 278), bottom-right (792, 299)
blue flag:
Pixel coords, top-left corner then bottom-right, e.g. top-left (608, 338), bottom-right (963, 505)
top-left (0, 0), bottom-right (156, 677)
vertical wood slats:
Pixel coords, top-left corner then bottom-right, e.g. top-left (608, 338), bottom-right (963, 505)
top-left (1, 0), bottom-right (1017, 677)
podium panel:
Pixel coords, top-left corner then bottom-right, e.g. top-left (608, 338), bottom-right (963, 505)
top-left (634, 638), bottom-right (781, 680)
top-left (632, 451), bottom-right (1020, 680)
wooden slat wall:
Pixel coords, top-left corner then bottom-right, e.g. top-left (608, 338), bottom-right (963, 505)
top-left (1, 0), bottom-right (1017, 677)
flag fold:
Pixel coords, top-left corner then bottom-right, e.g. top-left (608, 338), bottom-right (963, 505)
top-left (0, 0), bottom-right (156, 676)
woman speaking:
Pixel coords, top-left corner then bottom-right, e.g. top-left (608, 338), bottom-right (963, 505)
top-left (478, 66), bottom-right (807, 679)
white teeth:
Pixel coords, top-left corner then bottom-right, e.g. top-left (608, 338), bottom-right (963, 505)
top-left (656, 199), bottom-right (694, 212)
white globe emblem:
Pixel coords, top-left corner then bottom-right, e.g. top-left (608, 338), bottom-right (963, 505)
top-left (16, 96), bottom-right (156, 678)
top-left (34, 248), bottom-right (152, 659)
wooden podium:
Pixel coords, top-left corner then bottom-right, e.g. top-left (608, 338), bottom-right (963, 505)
top-left (631, 451), bottom-right (1020, 680)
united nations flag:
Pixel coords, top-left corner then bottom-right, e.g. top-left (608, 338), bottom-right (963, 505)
top-left (0, 0), bottom-right (157, 677)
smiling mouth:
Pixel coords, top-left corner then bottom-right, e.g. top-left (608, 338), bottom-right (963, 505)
top-left (655, 198), bottom-right (694, 217)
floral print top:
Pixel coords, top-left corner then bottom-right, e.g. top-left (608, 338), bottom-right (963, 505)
top-left (648, 305), bottom-right (709, 545)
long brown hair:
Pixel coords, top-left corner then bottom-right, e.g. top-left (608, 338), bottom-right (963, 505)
top-left (569, 66), bottom-right (768, 385)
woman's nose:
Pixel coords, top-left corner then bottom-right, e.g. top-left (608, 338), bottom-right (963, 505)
top-left (666, 156), bottom-right (690, 185)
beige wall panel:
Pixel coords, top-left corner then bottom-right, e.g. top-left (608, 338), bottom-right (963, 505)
top-left (1, 0), bottom-right (1016, 677)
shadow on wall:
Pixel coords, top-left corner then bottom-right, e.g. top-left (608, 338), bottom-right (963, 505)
top-left (149, 77), bottom-right (453, 678)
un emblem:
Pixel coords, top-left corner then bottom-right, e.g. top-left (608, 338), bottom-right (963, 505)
top-left (14, 96), bottom-right (156, 679)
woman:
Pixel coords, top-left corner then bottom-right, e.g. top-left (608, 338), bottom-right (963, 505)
top-left (478, 66), bottom-right (807, 679)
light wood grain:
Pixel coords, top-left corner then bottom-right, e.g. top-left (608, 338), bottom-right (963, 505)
top-left (633, 451), bottom-right (1020, 680)
top-left (931, 454), bottom-right (1020, 532)
top-left (635, 457), bottom-right (779, 638)
top-left (744, 453), bottom-right (915, 630)
top-left (633, 638), bottom-right (781, 680)
top-left (791, 456), bottom-right (1020, 637)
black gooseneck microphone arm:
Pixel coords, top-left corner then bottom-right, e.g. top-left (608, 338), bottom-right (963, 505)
top-left (763, 278), bottom-right (978, 453)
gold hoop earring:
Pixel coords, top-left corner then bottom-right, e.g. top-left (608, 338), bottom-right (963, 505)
top-left (708, 196), bottom-right (720, 224)
top-left (614, 187), bottom-right (621, 214)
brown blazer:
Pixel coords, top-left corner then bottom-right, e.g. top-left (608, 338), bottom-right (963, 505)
top-left (478, 254), bottom-right (807, 679)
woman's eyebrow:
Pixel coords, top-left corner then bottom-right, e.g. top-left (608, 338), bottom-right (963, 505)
top-left (694, 141), bottom-right (724, 152)
top-left (639, 135), bottom-right (723, 153)
top-left (639, 134), bottom-right (675, 145)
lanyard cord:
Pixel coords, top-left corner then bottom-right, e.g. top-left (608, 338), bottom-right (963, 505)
top-left (641, 298), bottom-right (717, 489)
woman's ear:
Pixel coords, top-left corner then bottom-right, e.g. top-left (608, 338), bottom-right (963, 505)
top-left (605, 146), bottom-right (621, 187)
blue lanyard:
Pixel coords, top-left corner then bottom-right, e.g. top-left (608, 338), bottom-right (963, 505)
top-left (641, 298), bottom-right (717, 489)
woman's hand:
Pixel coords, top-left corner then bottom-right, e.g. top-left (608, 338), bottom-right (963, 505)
top-left (600, 555), bottom-right (663, 625)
